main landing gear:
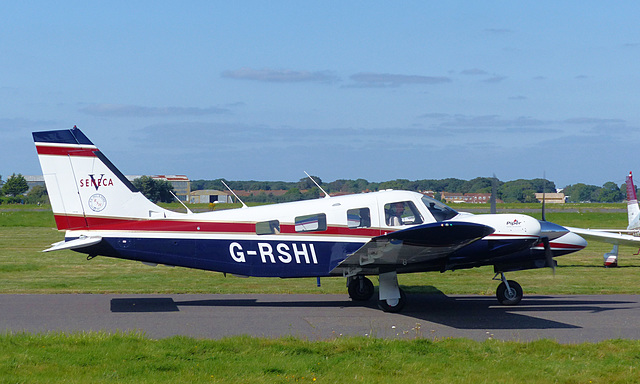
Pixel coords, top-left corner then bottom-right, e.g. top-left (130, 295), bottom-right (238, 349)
top-left (347, 272), bottom-right (407, 313)
top-left (347, 275), bottom-right (375, 301)
top-left (494, 272), bottom-right (523, 306)
top-left (348, 272), bottom-right (525, 312)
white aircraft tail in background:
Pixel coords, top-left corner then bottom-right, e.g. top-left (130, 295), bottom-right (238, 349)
top-left (625, 171), bottom-right (640, 231)
top-left (568, 171), bottom-right (640, 267)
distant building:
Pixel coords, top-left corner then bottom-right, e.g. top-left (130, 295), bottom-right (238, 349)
top-left (189, 190), bottom-right (234, 204)
top-left (24, 175), bottom-right (45, 191)
top-left (420, 191), bottom-right (436, 199)
top-left (534, 193), bottom-right (565, 204)
top-left (441, 192), bottom-right (501, 204)
top-left (126, 175), bottom-right (190, 202)
top-left (154, 175), bottom-right (190, 202)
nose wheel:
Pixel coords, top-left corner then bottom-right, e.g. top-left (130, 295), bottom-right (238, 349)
top-left (494, 273), bottom-right (523, 305)
top-left (377, 288), bottom-right (406, 313)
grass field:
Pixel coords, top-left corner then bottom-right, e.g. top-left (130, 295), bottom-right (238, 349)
top-left (2, 204), bottom-right (640, 383)
top-left (0, 203), bottom-right (638, 295)
top-left (1, 333), bottom-right (639, 383)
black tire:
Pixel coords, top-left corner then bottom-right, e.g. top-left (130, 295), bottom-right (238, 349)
top-left (348, 276), bottom-right (375, 301)
top-left (377, 288), bottom-right (406, 313)
top-left (496, 280), bottom-right (523, 306)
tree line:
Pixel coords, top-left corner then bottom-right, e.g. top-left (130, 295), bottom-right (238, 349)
top-left (0, 173), bottom-right (633, 205)
top-left (0, 174), bottom-right (176, 205)
top-left (191, 177), bottom-right (633, 204)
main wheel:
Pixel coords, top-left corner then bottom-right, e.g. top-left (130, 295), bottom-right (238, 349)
top-left (348, 276), bottom-right (375, 301)
top-left (377, 288), bottom-right (406, 313)
top-left (496, 280), bottom-right (523, 306)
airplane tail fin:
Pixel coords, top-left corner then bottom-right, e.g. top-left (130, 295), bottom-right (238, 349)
top-left (33, 126), bottom-right (174, 230)
top-left (626, 171), bottom-right (639, 228)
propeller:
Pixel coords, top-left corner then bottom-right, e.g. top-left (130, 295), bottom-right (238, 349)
top-left (541, 236), bottom-right (556, 275)
top-left (538, 172), bottom-right (563, 274)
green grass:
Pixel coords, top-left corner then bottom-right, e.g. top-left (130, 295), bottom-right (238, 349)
top-left (0, 333), bottom-right (639, 383)
top-left (2, 205), bottom-right (640, 383)
top-left (0, 208), bottom-right (55, 227)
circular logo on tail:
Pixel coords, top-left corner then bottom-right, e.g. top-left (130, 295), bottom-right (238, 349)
top-left (88, 194), bottom-right (107, 212)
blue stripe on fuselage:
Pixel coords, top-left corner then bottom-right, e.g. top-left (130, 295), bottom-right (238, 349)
top-left (71, 236), bottom-right (365, 278)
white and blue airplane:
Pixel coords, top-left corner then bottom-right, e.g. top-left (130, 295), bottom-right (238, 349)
top-left (33, 127), bottom-right (587, 312)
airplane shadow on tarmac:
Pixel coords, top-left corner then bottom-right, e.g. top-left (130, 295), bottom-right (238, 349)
top-left (110, 289), bottom-right (636, 331)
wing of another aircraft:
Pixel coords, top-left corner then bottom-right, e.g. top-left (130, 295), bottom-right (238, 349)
top-left (565, 227), bottom-right (640, 247)
top-left (334, 222), bottom-right (494, 275)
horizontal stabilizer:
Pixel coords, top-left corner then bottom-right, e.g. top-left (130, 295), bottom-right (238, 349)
top-left (44, 236), bottom-right (103, 252)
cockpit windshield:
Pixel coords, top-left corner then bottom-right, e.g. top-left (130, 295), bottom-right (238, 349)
top-left (421, 195), bottom-right (459, 222)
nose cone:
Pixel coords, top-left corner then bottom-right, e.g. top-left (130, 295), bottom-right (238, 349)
top-left (549, 232), bottom-right (588, 252)
top-left (539, 220), bottom-right (569, 240)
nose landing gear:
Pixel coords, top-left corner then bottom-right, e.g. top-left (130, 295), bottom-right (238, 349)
top-left (494, 272), bottom-right (523, 306)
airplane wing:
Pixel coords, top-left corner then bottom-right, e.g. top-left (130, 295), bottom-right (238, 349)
top-left (44, 236), bottom-right (103, 252)
top-left (566, 226), bottom-right (640, 247)
top-left (334, 221), bottom-right (494, 275)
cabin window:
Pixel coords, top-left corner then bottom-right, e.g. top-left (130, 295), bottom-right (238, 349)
top-left (347, 208), bottom-right (371, 228)
top-left (256, 220), bottom-right (280, 235)
top-left (295, 213), bottom-right (327, 232)
top-left (384, 201), bottom-right (423, 226)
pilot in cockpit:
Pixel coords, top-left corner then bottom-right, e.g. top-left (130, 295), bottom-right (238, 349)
top-left (386, 202), bottom-right (405, 226)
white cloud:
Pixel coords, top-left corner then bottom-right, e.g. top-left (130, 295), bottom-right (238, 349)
top-left (347, 72), bottom-right (452, 88)
top-left (483, 75), bottom-right (508, 83)
top-left (460, 68), bottom-right (489, 76)
top-left (79, 104), bottom-right (229, 117)
top-left (563, 117), bottom-right (625, 125)
top-left (221, 68), bottom-right (339, 84)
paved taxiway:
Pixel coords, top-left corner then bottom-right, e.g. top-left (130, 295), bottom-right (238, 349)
top-left (2, 293), bottom-right (639, 342)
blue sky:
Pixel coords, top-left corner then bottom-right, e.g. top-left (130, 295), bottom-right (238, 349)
top-left (3, 1), bottom-right (640, 188)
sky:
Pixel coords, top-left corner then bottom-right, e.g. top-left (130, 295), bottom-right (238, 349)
top-left (2, 1), bottom-right (640, 188)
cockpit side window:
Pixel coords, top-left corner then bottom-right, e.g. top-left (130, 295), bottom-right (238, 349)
top-left (256, 220), bottom-right (280, 235)
top-left (421, 195), bottom-right (458, 222)
top-left (295, 213), bottom-right (327, 232)
top-left (347, 208), bottom-right (371, 228)
top-left (384, 201), bottom-right (423, 226)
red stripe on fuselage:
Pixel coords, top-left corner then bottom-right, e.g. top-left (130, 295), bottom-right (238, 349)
top-left (54, 214), bottom-right (382, 237)
top-left (36, 145), bottom-right (97, 157)
top-left (55, 215), bottom-right (88, 230)
top-left (534, 242), bottom-right (585, 250)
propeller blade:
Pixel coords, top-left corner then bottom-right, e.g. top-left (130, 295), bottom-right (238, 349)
top-left (541, 236), bottom-right (556, 275)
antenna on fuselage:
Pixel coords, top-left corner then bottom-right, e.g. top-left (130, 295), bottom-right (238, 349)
top-left (170, 190), bottom-right (193, 214)
top-left (304, 171), bottom-right (330, 198)
top-left (490, 174), bottom-right (498, 214)
top-left (221, 180), bottom-right (248, 208)
top-left (541, 171), bottom-right (547, 221)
